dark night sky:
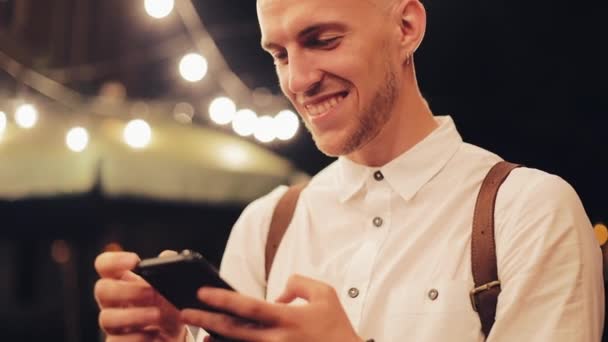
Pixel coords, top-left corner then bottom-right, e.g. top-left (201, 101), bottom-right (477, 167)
top-left (192, 0), bottom-right (607, 222)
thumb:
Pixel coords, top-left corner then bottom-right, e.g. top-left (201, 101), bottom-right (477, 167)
top-left (159, 250), bottom-right (178, 258)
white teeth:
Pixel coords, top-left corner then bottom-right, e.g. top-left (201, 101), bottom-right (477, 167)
top-left (305, 94), bottom-right (345, 117)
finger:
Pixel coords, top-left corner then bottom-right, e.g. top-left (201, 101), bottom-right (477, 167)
top-left (197, 288), bottom-right (285, 324)
top-left (181, 309), bottom-right (269, 342)
top-left (159, 250), bottom-right (178, 258)
top-left (94, 279), bottom-right (156, 308)
top-left (275, 274), bottom-right (335, 304)
top-left (99, 307), bottom-right (160, 334)
top-left (95, 252), bottom-right (140, 279)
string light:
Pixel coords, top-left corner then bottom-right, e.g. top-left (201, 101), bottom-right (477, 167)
top-left (65, 127), bottom-right (89, 152)
top-left (124, 119), bottom-right (152, 149)
top-left (179, 53), bottom-right (208, 82)
top-left (173, 102), bottom-right (194, 124)
top-left (0, 111), bottom-right (6, 135)
top-left (594, 223), bottom-right (608, 246)
top-left (254, 115), bottom-right (276, 143)
top-left (232, 109), bottom-right (258, 137)
top-left (274, 110), bottom-right (299, 141)
top-left (15, 104), bottom-right (38, 129)
top-left (209, 97), bottom-right (236, 125)
top-left (144, 0), bottom-right (174, 19)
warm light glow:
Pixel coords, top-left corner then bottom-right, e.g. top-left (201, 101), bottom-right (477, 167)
top-left (51, 240), bottom-right (71, 264)
top-left (0, 111), bottom-right (6, 135)
top-left (232, 109), bottom-right (258, 137)
top-left (123, 119), bottom-right (152, 149)
top-left (594, 223), bottom-right (608, 246)
top-left (103, 242), bottom-right (124, 252)
top-left (66, 127), bottom-right (89, 152)
top-left (15, 104), bottom-right (38, 129)
top-left (220, 145), bottom-right (248, 167)
top-left (209, 97), bottom-right (236, 125)
top-left (179, 53), bottom-right (208, 82)
top-left (173, 102), bottom-right (194, 124)
top-left (144, 0), bottom-right (174, 19)
top-left (274, 110), bottom-right (300, 141)
top-left (254, 115), bottom-right (276, 143)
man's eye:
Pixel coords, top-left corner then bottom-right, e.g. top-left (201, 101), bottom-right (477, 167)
top-left (310, 36), bottom-right (341, 48)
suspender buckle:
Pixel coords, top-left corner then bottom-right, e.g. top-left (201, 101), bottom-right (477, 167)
top-left (469, 280), bottom-right (501, 312)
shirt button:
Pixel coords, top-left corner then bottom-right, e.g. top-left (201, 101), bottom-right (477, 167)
top-left (348, 287), bottom-right (360, 298)
top-left (373, 217), bottom-right (383, 227)
top-left (373, 171), bottom-right (384, 181)
top-left (428, 289), bottom-right (439, 301)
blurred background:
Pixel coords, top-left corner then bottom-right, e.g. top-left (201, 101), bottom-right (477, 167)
top-left (0, 0), bottom-right (605, 341)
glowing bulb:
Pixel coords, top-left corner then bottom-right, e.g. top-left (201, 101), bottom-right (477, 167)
top-left (144, 0), bottom-right (174, 19)
top-left (209, 97), bottom-right (236, 125)
top-left (66, 127), bottom-right (89, 152)
top-left (0, 111), bottom-right (6, 135)
top-left (123, 119), bottom-right (152, 149)
top-left (594, 223), bottom-right (608, 246)
top-left (179, 53), bottom-right (208, 82)
top-left (274, 110), bottom-right (299, 141)
top-left (254, 115), bottom-right (276, 143)
top-left (15, 104), bottom-right (38, 129)
top-left (173, 102), bottom-right (194, 124)
top-left (232, 109), bottom-right (258, 137)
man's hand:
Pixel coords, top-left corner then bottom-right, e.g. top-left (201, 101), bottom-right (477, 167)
top-left (94, 251), bottom-right (187, 342)
top-left (181, 274), bottom-right (363, 342)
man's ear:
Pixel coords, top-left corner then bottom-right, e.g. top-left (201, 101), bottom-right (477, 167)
top-left (394, 0), bottom-right (426, 62)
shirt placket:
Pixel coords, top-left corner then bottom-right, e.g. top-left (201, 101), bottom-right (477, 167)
top-left (341, 172), bottom-right (392, 330)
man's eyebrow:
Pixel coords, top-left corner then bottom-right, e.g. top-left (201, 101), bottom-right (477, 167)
top-left (261, 22), bottom-right (346, 51)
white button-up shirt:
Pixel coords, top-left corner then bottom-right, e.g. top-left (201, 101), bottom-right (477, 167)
top-left (194, 116), bottom-right (604, 341)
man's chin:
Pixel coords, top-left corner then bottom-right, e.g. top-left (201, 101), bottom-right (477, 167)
top-left (313, 138), bottom-right (351, 158)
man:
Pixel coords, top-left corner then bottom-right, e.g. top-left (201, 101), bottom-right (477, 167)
top-left (94, 0), bottom-right (605, 341)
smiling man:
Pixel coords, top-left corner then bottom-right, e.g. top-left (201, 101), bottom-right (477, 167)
top-left (94, 0), bottom-right (604, 341)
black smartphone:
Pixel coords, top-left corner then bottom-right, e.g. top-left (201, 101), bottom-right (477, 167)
top-left (134, 249), bottom-right (234, 313)
top-left (134, 249), bottom-right (247, 341)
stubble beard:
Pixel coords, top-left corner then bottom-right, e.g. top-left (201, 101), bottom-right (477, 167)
top-left (306, 64), bottom-right (399, 158)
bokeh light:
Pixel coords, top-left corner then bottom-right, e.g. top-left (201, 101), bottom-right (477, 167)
top-left (179, 53), bottom-right (208, 82)
top-left (209, 97), bottom-right (236, 125)
top-left (0, 111), bottom-right (6, 135)
top-left (123, 119), bottom-right (152, 149)
top-left (594, 223), bottom-right (608, 246)
top-left (232, 109), bottom-right (258, 137)
top-left (51, 240), bottom-right (71, 264)
top-left (144, 0), bottom-right (174, 19)
top-left (15, 104), bottom-right (38, 129)
top-left (253, 115), bottom-right (276, 143)
top-left (173, 102), bottom-right (195, 124)
top-left (65, 127), bottom-right (89, 152)
top-left (274, 110), bottom-right (299, 141)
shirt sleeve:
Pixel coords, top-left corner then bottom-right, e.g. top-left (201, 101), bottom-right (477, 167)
top-left (489, 169), bottom-right (604, 341)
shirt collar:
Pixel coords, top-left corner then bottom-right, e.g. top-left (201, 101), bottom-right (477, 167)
top-left (336, 116), bottom-right (463, 203)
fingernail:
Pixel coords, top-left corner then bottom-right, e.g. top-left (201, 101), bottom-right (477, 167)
top-left (120, 253), bottom-right (139, 266)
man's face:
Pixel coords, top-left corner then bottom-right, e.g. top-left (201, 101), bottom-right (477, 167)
top-left (258, 0), bottom-right (402, 157)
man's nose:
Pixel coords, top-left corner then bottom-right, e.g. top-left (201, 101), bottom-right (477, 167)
top-left (287, 54), bottom-right (322, 95)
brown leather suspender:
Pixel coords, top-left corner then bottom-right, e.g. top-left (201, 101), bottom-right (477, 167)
top-left (264, 182), bottom-right (308, 280)
top-left (264, 161), bottom-right (521, 338)
top-left (470, 161), bottom-right (521, 336)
